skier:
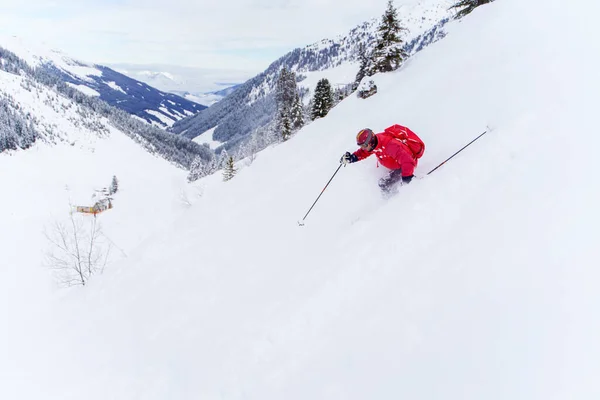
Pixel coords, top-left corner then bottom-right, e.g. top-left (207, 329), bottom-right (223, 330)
top-left (340, 125), bottom-right (425, 193)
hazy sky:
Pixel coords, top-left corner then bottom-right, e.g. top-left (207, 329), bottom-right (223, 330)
top-left (0, 0), bottom-right (390, 73)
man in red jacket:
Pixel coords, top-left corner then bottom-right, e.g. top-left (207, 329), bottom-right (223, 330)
top-left (341, 126), bottom-right (422, 193)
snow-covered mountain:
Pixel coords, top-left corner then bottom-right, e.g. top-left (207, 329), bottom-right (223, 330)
top-left (170, 0), bottom-right (453, 151)
top-left (172, 84), bottom-right (241, 107)
top-left (110, 63), bottom-right (250, 106)
top-left (130, 70), bottom-right (185, 90)
top-left (4, 0), bottom-right (599, 397)
top-left (0, 45), bottom-right (213, 167)
top-left (0, 36), bottom-right (206, 128)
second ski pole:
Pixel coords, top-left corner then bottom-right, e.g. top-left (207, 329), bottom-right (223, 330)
top-left (427, 129), bottom-right (490, 175)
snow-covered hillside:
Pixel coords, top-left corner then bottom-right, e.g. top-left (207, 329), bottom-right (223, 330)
top-left (170, 0), bottom-right (453, 151)
top-left (0, 45), bottom-right (213, 166)
top-left (3, 0), bottom-right (600, 398)
top-left (0, 43), bottom-right (210, 398)
top-left (0, 36), bottom-right (206, 128)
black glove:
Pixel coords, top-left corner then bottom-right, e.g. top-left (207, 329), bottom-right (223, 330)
top-left (340, 152), bottom-right (358, 164)
top-left (402, 175), bottom-right (414, 184)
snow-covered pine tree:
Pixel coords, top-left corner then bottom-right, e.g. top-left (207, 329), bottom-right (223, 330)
top-left (450, 0), bottom-right (495, 19)
top-left (275, 67), bottom-right (297, 111)
top-left (353, 43), bottom-right (372, 90)
top-left (217, 149), bottom-right (230, 170)
top-left (369, 0), bottom-right (408, 74)
top-left (0, 95), bottom-right (39, 152)
top-left (222, 156), bottom-right (237, 181)
top-left (276, 66), bottom-right (303, 139)
top-left (333, 84), bottom-right (352, 106)
top-left (311, 78), bottom-right (334, 120)
top-left (187, 156), bottom-right (204, 182)
top-left (290, 92), bottom-right (304, 131)
top-left (279, 107), bottom-right (292, 141)
top-left (109, 175), bottom-right (119, 195)
top-left (201, 156), bottom-right (219, 177)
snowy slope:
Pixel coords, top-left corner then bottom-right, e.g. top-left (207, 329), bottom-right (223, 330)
top-left (0, 60), bottom-right (201, 399)
top-left (0, 64), bottom-right (197, 251)
top-left (0, 51), bottom-right (209, 279)
top-left (3, 0), bottom-right (600, 398)
top-left (0, 69), bottom-right (108, 146)
top-left (0, 36), bottom-right (206, 128)
top-left (0, 72), bottom-right (199, 399)
top-left (192, 126), bottom-right (222, 149)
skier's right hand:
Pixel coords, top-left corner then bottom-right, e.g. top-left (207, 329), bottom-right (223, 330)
top-left (340, 152), bottom-right (358, 164)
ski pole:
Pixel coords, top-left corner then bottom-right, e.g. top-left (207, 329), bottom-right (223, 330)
top-left (298, 163), bottom-right (343, 226)
top-left (427, 129), bottom-right (490, 175)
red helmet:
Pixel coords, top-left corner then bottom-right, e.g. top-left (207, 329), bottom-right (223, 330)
top-left (356, 128), bottom-right (377, 150)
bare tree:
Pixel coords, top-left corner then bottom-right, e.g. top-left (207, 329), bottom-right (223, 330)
top-left (44, 211), bottom-right (111, 286)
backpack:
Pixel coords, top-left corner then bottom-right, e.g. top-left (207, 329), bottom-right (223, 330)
top-left (384, 124), bottom-right (425, 159)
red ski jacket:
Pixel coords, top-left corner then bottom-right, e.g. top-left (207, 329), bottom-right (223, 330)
top-left (353, 132), bottom-right (417, 177)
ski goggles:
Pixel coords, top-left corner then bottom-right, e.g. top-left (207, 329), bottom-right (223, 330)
top-left (357, 128), bottom-right (375, 148)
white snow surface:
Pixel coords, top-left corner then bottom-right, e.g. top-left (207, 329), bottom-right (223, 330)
top-left (145, 109), bottom-right (177, 127)
top-left (192, 126), bottom-right (222, 149)
top-left (0, 59), bottom-right (191, 399)
top-left (159, 105), bottom-right (186, 119)
top-left (2, 0), bottom-right (600, 398)
top-left (66, 82), bottom-right (101, 97)
top-left (106, 81), bottom-right (127, 94)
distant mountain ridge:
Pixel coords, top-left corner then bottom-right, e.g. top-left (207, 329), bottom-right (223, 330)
top-left (0, 36), bottom-right (206, 128)
top-left (109, 64), bottom-right (252, 107)
top-left (171, 84), bottom-right (242, 107)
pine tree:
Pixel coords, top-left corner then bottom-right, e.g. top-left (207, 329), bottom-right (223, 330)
top-left (279, 107), bottom-right (292, 141)
top-left (276, 66), bottom-right (303, 139)
top-left (275, 67), bottom-right (297, 110)
top-left (222, 156), bottom-right (237, 181)
top-left (109, 175), bottom-right (119, 194)
top-left (187, 156), bottom-right (203, 182)
top-left (201, 156), bottom-right (219, 177)
top-left (370, 0), bottom-right (408, 74)
top-left (450, 0), bottom-right (494, 19)
top-left (290, 92), bottom-right (304, 130)
top-left (311, 78), bottom-right (334, 120)
top-left (353, 43), bottom-right (372, 90)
